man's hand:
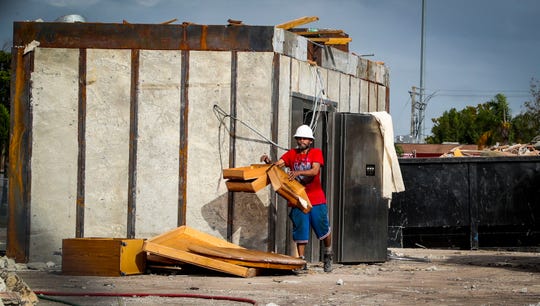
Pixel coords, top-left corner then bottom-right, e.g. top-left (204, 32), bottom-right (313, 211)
top-left (260, 154), bottom-right (271, 164)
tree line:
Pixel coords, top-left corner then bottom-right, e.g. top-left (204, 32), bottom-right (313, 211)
top-left (426, 82), bottom-right (540, 146)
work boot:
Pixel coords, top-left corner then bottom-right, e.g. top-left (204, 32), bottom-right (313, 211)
top-left (323, 252), bottom-right (333, 272)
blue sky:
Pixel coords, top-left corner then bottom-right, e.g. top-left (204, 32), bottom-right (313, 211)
top-left (1, 0), bottom-right (539, 138)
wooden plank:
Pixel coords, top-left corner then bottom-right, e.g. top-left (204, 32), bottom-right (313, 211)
top-left (222, 164), bottom-right (271, 180)
top-left (309, 37), bottom-right (352, 45)
top-left (187, 244), bottom-right (305, 265)
top-left (201, 257), bottom-right (304, 270)
top-left (225, 175), bottom-right (269, 192)
top-left (143, 241), bottom-right (256, 278)
top-left (292, 29), bottom-right (345, 36)
top-left (276, 16), bottom-right (319, 30)
top-left (144, 226), bottom-right (304, 274)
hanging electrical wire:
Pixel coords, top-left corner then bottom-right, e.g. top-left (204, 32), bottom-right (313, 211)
top-left (212, 104), bottom-right (289, 152)
top-left (309, 65), bottom-right (328, 134)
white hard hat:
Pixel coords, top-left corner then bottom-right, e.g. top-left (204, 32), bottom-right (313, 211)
top-left (294, 125), bottom-right (314, 139)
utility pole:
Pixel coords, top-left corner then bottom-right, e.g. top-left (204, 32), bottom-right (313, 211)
top-left (410, 86), bottom-right (417, 137)
top-left (418, 0), bottom-right (426, 142)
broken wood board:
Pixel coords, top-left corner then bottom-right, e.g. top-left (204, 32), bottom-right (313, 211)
top-left (143, 226), bottom-right (304, 277)
top-left (225, 174), bottom-right (269, 192)
top-left (222, 164), bottom-right (271, 180)
top-left (267, 166), bottom-right (312, 213)
top-left (276, 16), bottom-right (319, 30)
top-left (144, 241), bottom-right (257, 278)
top-left (187, 244), bottom-right (305, 270)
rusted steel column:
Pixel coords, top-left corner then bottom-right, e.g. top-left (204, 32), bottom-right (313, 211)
top-left (227, 51), bottom-right (238, 242)
top-left (178, 50), bottom-right (189, 226)
top-left (76, 49), bottom-right (87, 238)
top-left (267, 53), bottom-right (280, 251)
top-left (7, 47), bottom-right (33, 262)
top-left (127, 49), bottom-right (140, 238)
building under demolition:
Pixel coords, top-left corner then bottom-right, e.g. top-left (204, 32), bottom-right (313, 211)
top-left (9, 17), bottom-right (392, 263)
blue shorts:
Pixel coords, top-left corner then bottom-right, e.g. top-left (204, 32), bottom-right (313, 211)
top-left (289, 204), bottom-right (331, 243)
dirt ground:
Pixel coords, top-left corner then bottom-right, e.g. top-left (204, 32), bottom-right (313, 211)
top-left (14, 248), bottom-right (540, 305)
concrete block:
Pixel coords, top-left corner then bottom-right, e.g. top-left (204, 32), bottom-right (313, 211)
top-left (273, 28), bottom-right (308, 62)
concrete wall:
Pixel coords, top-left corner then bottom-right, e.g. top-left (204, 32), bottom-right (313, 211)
top-left (18, 33), bottom-right (390, 263)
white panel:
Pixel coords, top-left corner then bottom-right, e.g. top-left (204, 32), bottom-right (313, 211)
top-left (136, 50), bottom-right (182, 237)
top-left (350, 77), bottom-right (360, 113)
top-left (30, 48), bottom-right (78, 263)
top-left (339, 74), bottom-right (350, 112)
top-left (85, 49), bottom-right (131, 237)
top-left (378, 85), bottom-right (387, 111)
top-left (186, 51), bottom-right (231, 238)
top-left (273, 28), bottom-right (308, 61)
top-left (297, 61), bottom-right (318, 98)
top-left (326, 70), bottom-right (340, 103)
top-left (359, 79), bottom-right (369, 112)
top-left (369, 83), bottom-right (378, 112)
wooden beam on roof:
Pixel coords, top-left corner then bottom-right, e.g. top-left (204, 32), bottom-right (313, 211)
top-left (292, 29), bottom-right (345, 36)
top-left (309, 37), bottom-right (352, 45)
top-left (276, 16), bottom-right (319, 30)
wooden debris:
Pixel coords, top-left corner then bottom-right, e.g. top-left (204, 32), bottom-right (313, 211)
top-left (309, 37), bottom-right (352, 45)
top-left (276, 16), bottom-right (319, 30)
top-left (223, 164), bottom-right (312, 213)
top-left (62, 238), bottom-right (146, 276)
top-left (143, 226), bottom-right (305, 278)
top-left (227, 19), bottom-right (243, 26)
top-left (267, 166), bottom-right (312, 213)
top-left (161, 18), bottom-right (178, 25)
top-left (440, 143), bottom-right (540, 157)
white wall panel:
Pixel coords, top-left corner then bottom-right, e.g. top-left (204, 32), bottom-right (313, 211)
top-left (30, 48), bottom-right (79, 263)
top-left (135, 50), bottom-right (182, 238)
top-left (85, 49), bottom-right (131, 237)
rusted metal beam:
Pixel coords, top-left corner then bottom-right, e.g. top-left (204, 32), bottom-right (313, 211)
top-left (268, 53), bottom-right (280, 252)
top-left (13, 22), bottom-right (275, 51)
top-left (227, 51), bottom-right (238, 242)
top-left (7, 47), bottom-right (32, 262)
top-left (127, 49), bottom-right (140, 238)
top-left (76, 48), bottom-right (87, 238)
top-left (178, 50), bottom-right (189, 226)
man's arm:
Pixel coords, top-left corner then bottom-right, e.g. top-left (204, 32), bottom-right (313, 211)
top-left (288, 162), bottom-right (320, 181)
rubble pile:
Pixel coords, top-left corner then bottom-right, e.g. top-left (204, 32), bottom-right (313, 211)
top-left (0, 257), bottom-right (57, 305)
top-left (442, 144), bottom-right (540, 157)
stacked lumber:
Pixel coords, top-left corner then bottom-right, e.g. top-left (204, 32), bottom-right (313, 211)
top-left (223, 164), bottom-right (312, 213)
top-left (143, 226), bottom-right (305, 278)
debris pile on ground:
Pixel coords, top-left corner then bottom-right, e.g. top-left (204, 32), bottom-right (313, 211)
top-left (0, 269), bottom-right (38, 305)
top-left (441, 143), bottom-right (540, 157)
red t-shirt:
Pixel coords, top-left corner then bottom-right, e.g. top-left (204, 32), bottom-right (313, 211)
top-left (280, 148), bottom-right (327, 206)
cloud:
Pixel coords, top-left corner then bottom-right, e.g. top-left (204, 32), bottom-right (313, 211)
top-left (135, 0), bottom-right (161, 7)
top-left (39, 0), bottom-right (101, 8)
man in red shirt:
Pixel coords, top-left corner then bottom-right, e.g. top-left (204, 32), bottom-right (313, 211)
top-left (261, 125), bottom-right (333, 272)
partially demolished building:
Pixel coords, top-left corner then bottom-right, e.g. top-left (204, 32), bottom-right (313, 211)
top-left (9, 17), bottom-right (390, 263)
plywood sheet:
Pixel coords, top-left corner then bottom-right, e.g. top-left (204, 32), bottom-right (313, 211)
top-left (143, 226), bottom-right (305, 277)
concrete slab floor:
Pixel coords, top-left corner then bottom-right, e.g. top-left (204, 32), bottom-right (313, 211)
top-left (11, 248), bottom-right (540, 305)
